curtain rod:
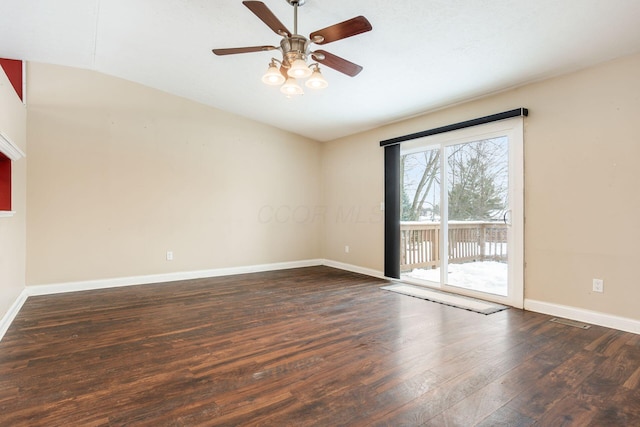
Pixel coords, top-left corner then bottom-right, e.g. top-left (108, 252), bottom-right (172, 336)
top-left (380, 108), bottom-right (528, 147)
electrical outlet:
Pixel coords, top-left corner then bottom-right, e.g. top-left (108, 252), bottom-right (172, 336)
top-left (166, 251), bottom-right (173, 261)
top-left (592, 278), bottom-right (603, 293)
top-left (345, 245), bottom-right (350, 253)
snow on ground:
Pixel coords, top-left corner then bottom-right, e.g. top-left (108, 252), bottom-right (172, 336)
top-left (403, 261), bottom-right (508, 296)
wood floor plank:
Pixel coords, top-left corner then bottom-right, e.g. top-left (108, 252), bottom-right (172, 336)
top-left (474, 334), bottom-right (610, 425)
top-left (425, 347), bottom-right (559, 426)
top-left (0, 266), bottom-right (639, 426)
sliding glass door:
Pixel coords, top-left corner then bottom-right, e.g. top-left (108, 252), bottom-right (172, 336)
top-left (399, 118), bottom-right (523, 308)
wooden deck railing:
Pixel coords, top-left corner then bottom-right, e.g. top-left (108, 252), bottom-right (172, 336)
top-left (401, 221), bottom-right (507, 272)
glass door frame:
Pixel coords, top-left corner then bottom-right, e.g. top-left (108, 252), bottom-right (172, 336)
top-left (400, 118), bottom-right (524, 308)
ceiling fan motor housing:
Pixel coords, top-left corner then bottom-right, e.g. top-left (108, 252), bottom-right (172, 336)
top-left (280, 35), bottom-right (310, 67)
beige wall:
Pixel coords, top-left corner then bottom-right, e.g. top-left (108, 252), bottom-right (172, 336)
top-left (16, 53), bottom-right (640, 324)
top-left (26, 63), bottom-right (322, 285)
top-left (322, 52), bottom-right (640, 321)
top-left (0, 67), bottom-right (27, 317)
top-left (321, 128), bottom-right (385, 271)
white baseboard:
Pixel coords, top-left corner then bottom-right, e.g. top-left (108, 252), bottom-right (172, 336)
top-left (525, 299), bottom-right (640, 335)
top-left (23, 259), bottom-right (385, 299)
top-left (321, 259), bottom-right (386, 280)
top-left (26, 259), bottom-right (324, 296)
top-left (0, 289), bottom-right (29, 342)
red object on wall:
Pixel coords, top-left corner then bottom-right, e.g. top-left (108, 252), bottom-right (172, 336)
top-left (0, 58), bottom-right (24, 101)
top-left (0, 153), bottom-right (11, 211)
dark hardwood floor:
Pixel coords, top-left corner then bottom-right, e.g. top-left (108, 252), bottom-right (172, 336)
top-left (1, 266), bottom-right (639, 426)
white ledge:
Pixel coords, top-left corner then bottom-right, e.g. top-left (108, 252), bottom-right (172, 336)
top-left (0, 131), bottom-right (25, 160)
top-left (0, 211), bottom-right (16, 218)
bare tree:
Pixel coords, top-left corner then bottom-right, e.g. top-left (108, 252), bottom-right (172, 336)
top-left (401, 150), bottom-right (439, 221)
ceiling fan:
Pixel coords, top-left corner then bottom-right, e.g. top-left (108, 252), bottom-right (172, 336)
top-left (212, 0), bottom-right (373, 95)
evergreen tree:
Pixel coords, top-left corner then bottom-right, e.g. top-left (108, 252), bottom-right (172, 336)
top-left (447, 139), bottom-right (507, 221)
top-left (401, 190), bottom-right (414, 221)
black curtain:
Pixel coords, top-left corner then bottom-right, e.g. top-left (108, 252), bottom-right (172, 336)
top-left (384, 144), bottom-right (401, 278)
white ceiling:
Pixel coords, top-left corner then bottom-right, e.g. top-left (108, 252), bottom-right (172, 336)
top-left (1, 0), bottom-right (640, 141)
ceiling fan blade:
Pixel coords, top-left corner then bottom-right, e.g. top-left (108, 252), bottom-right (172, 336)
top-left (310, 16), bottom-right (372, 45)
top-left (312, 50), bottom-right (363, 77)
top-left (243, 1), bottom-right (291, 37)
top-left (212, 46), bottom-right (277, 56)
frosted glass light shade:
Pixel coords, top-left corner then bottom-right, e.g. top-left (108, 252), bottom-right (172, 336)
top-left (280, 77), bottom-right (304, 95)
top-left (305, 69), bottom-right (328, 89)
top-left (287, 59), bottom-right (312, 78)
top-left (262, 65), bottom-right (285, 85)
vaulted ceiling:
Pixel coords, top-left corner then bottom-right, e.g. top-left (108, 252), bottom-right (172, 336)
top-left (1, 0), bottom-right (640, 141)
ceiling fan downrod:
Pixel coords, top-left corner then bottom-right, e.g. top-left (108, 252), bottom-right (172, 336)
top-left (281, 0), bottom-right (311, 77)
top-left (286, 0), bottom-right (305, 36)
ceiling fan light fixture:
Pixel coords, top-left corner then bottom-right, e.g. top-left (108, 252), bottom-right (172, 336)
top-left (213, 1), bottom-right (373, 96)
top-left (280, 77), bottom-right (304, 95)
top-left (287, 58), bottom-right (312, 78)
top-left (305, 66), bottom-right (328, 89)
top-left (261, 62), bottom-right (286, 85)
